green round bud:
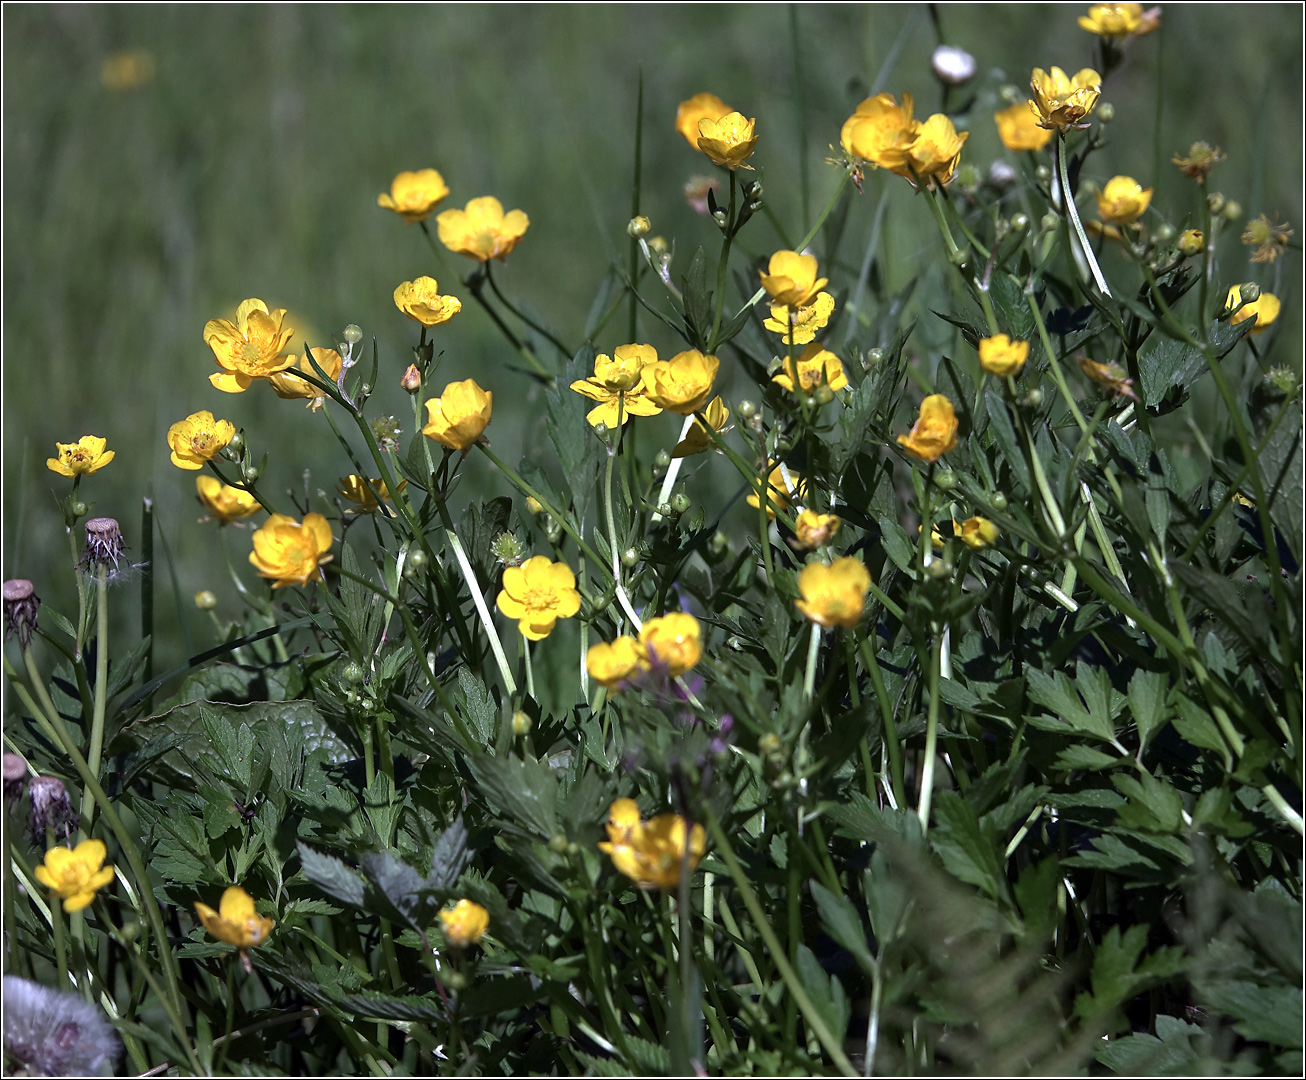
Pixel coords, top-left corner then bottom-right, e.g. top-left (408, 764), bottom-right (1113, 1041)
top-left (71, 501), bottom-right (88, 517)
top-left (708, 532), bottom-right (729, 560)
top-left (545, 521), bottom-right (563, 544)
top-left (1023, 387), bottom-right (1044, 409)
top-left (621, 547), bottom-right (640, 568)
top-left (593, 421), bottom-right (610, 439)
top-left (1040, 212), bottom-right (1060, 232)
top-left (934, 470), bottom-right (958, 491)
top-left (548, 834), bottom-right (569, 854)
top-left (712, 210), bottom-right (728, 227)
top-left (227, 432), bottom-right (246, 455)
top-left (407, 549), bottom-right (428, 570)
top-left (359, 383), bottom-right (372, 396)
top-left (866, 347), bottom-right (885, 366)
top-left (1097, 102), bottom-right (1115, 123)
top-left (1035, 164), bottom-right (1052, 183)
top-left (443, 971), bottom-right (468, 992)
top-left (118, 921), bottom-right (140, 943)
top-left (1239, 282), bottom-right (1261, 302)
top-left (992, 492), bottom-right (1008, 511)
top-left (566, 842), bottom-right (580, 857)
top-left (1152, 222), bottom-right (1175, 243)
top-left (804, 395), bottom-right (819, 409)
top-left (339, 660), bottom-right (366, 687)
top-left (627, 215), bottom-right (651, 238)
top-left (1223, 200), bottom-right (1242, 221)
top-left (242, 464), bottom-right (261, 483)
top-left (1206, 192), bottom-right (1225, 215)
top-left (926, 558), bottom-right (953, 580)
top-left (511, 711), bottom-right (532, 736)
top-left (758, 732), bottom-right (782, 757)
top-left (1010, 212), bottom-right (1029, 232)
top-left (670, 493), bottom-right (692, 515)
top-left (194, 590), bottom-right (217, 610)
top-left (814, 385), bottom-right (835, 406)
top-left (343, 324), bottom-right (363, 345)
top-left (736, 399), bottom-right (758, 420)
top-left (654, 449), bottom-right (672, 469)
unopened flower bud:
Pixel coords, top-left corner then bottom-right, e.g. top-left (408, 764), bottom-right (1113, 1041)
top-left (804, 394), bottom-right (819, 409)
top-left (758, 732), bottom-right (783, 758)
top-left (343, 324), bottom-right (363, 345)
top-left (1206, 192), bottom-right (1225, 215)
top-left (227, 432), bottom-right (245, 455)
top-left (1152, 222), bottom-right (1175, 243)
top-left (627, 215), bottom-right (651, 238)
top-left (654, 449), bottom-right (672, 469)
top-left (547, 834), bottom-right (569, 854)
top-left (931, 44), bottom-right (977, 85)
top-left (1010, 212), bottom-right (1029, 232)
top-left (1040, 212), bottom-right (1060, 233)
top-left (194, 590), bottom-right (217, 610)
top-left (242, 464), bottom-right (261, 483)
top-left (1177, 229), bottom-right (1205, 255)
top-left (525, 496), bottom-right (544, 515)
top-left (545, 520), bottom-right (563, 544)
top-left (407, 549), bottom-right (428, 572)
top-left (1035, 164), bottom-right (1052, 183)
top-left (1222, 200), bottom-right (1242, 221)
top-left (736, 399), bottom-right (757, 420)
top-left (83, 517), bottom-right (125, 570)
top-left (70, 501), bottom-right (88, 518)
top-left (988, 160), bottom-right (1018, 190)
top-left (992, 491), bottom-right (1008, 511)
top-left (1239, 282), bottom-right (1261, 302)
top-left (511, 711), bottom-right (532, 736)
top-left (1097, 103), bottom-right (1115, 123)
top-left (401, 364), bottom-right (422, 393)
top-left (708, 532), bottom-right (729, 561)
top-left (712, 210), bottom-right (728, 228)
top-left (934, 470), bottom-right (958, 491)
top-left (624, 544), bottom-right (643, 568)
top-left (925, 558), bottom-right (953, 580)
top-left (593, 421), bottom-right (610, 439)
top-left (648, 235), bottom-right (668, 255)
top-left (670, 493), bottom-right (692, 515)
top-left (1022, 387), bottom-right (1044, 409)
top-left (956, 164), bottom-right (982, 195)
top-left (443, 970), bottom-right (468, 992)
top-left (864, 347), bottom-right (885, 368)
top-left (4, 580), bottom-right (40, 648)
top-left (338, 660), bottom-right (366, 687)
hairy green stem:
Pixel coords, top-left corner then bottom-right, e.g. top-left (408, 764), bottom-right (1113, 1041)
top-left (918, 632), bottom-right (943, 833)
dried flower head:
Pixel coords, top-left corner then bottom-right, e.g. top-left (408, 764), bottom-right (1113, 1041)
top-left (4, 579), bottom-right (40, 648)
top-left (83, 518), bottom-right (125, 571)
top-left (1241, 214), bottom-right (1293, 264)
top-left (27, 776), bottom-right (78, 844)
top-left (3, 975), bottom-right (122, 1077)
top-left (4, 753), bottom-right (29, 811)
top-left (1172, 141), bottom-right (1223, 183)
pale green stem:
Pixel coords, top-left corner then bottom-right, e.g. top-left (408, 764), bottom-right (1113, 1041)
top-left (1057, 131), bottom-right (1112, 297)
top-left (523, 637), bottom-right (536, 700)
top-left (708, 171), bottom-right (738, 351)
top-left (81, 564), bottom-right (109, 827)
top-left (802, 624), bottom-right (821, 702)
top-left (1026, 290), bottom-right (1090, 434)
top-left (918, 632), bottom-right (943, 834)
top-left (603, 411), bottom-right (643, 629)
top-left (442, 523), bottom-right (517, 696)
top-left (1006, 377), bottom-right (1068, 538)
top-left (52, 893), bottom-right (69, 990)
top-left (652, 416), bottom-right (695, 522)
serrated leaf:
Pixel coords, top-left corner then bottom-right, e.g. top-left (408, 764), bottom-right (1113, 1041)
top-left (1096, 1014), bottom-right (1204, 1074)
top-left (930, 791), bottom-right (1006, 901)
top-left (1127, 669), bottom-right (1169, 749)
top-left (877, 515), bottom-right (916, 574)
top-left (427, 816), bottom-right (470, 891)
top-left (297, 843), bottom-right (368, 908)
top-left (810, 880), bottom-right (875, 972)
top-left (360, 850), bottom-right (441, 932)
top-left (1054, 744), bottom-right (1121, 771)
top-left (1202, 980), bottom-right (1304, 1048)
top-left (795, 944), bottom-right (850, 1046)
top-left (467, 753), bottom-right (558, 838)
top-left (456, 667), bottom-right (498, 747)
top-left (336, 990), bottom-right (448, 1022)
top-left (1113, 771), bottom-right (1183, 833)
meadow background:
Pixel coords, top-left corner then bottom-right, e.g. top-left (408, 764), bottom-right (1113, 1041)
top-left (3, 3), bottom-right (1301, 675)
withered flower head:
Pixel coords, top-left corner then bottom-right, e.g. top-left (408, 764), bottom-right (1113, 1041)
top-left (27, 776), bottom-right (78, 844)
top-left (4, 579), bottom-right (40, 648)
top-left (83, 518), bottom-right (125, 571)
top-left (1171, 141), bottom-right (1223, 183)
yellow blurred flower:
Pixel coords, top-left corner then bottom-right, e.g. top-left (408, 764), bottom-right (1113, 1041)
top-left (496, 555), bottom-right (581, 641)
top-left (194, 885), bottom-right (274, 949)
top-left (1097, 176), bottom-right (1152, 225)
top-left (100, 48), bottom-right (155, 92)
top-left (336, 476), bottom-right (407, 514)
top-left (204, 299), bottom-right (297, 393)
top-left (638, 612), bottom-right (702, 677)
top-left (166, 411), bottom-right (234, 471)
top-left (747, 463), bottom-right (804, 520)
top-left (897, 395), bottom-right (959, 462)
top-left (759, 251), bottom-right (828, 309)
top-left (586, 636), bottom-right (648, 688)
top-left (268, 347), bottom-right (344, 409)
top-left (1078, 3), bottom-right (1160, 40)
top-left (772, 344), bottom-right (848, 395)
top-left (1028, 67), bottom-right (1101, 131)
top-left (46, 436), bottom-right (115, 478)
top-left (393, 277), bottom-right (462, 327)
top-left (570, 346), bottom-right (663, 428)
top-left (978, 334), bottom-right (1030, 378)
top-left (840, 93), bottom-right (918, 175)
top-left (437, 196), bottom-right (529, 262)
top-left (1078, 355), bottom-right (1139, 400)
top-left (249, 514), bottom-right (334, 588)
top-left (377, 169), bottom-right (450, 223)
top-left (1177, 228), bottom-right (1205, 256)
top-left (957, 516), bottom-right (1000, 550)
top-left (643, 350), bottom-right (720, 414)
top-left (696, 111), bottom-right (758, 170)
top-left (34, 839), bottom-right (114, 913)
top-left (764, 292), bottom-right (835, 346)
top-left (920, 522), bottom-right (947, 550)
top-left (795, 557), bottom-right (871, 629)
top-left (423, 379), bottom-right (493, 449)
top-left (1226, 286), bottom-right (1281, 336)
top-left (675, 93), bottom-right (734, 149)
top-left (671, 397), bottom-right (730, 457)
top-left (1242, 214), bottom-right (1293, 264)
top-left (994, 103), bottom-right (1054, 153)
top-left (439, 899), bottom-right (489, 947)
top-left (196, 476), bottom-right (259, 523)
top-left (906, 113), bottom-right (968, 186)
top-left (794, 509), bottom-right (841, 550)
top-left (598, 798), bottom-right (706, 891)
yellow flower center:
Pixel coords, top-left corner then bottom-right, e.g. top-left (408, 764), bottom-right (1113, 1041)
top-left (522, 585), bottom-right (558, 611)
top-left (240, 341), bottom-right (262, 364)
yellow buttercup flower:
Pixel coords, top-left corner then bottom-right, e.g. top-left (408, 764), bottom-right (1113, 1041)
top-left (570, 346), bottom-right (663, 428)
top-left (696, 111), bottom-right (758, 170)
top-left (439, 899), bottom-right (489, 947)
top-left (795, 556), bottom-right (871, 630)
top-left (906, 113), bottom-right (968, 186)
top-left (1226, 286), bottom-right (1281, 336)
top-left (1078, 3), bottom-right (1160, 40)
top-left (643, 350), bottom-right (720, 414)
top-left (598, 798), bottom-right (706, 891)
top-left (194, 885), bottom-right (275, 949)
top-left (377, 169), bottom-right (450, 223)
top-left (204, 299), bottom-right (296, 393)
top-left (957, 517), bottom-right (1000, 550)
top-left (672, 396), bottom-right (730, 458)
top-left (1097, 176), bottom-right (1153, 226)
top-left (994, 103), bottom-right (1054, 153)
top-left (46, 436), bottom-right (115, 478)
top-left (772, 344), bottom-right (849, 395)
top-left (393, 277), bottom-right (462, 327)
top-left (166, 411), bottom-right (235, 471)
top-left (496, 556), bottom-right (581, 641)
top-left (764, 292), bottom-right (835, 346)
top-left (897, 395), bottom-right (959, 463)
top-left (759, 251), bottom-right (828, 309)
top-left (268, 347), bottom-right (344, 409)
top-left (248, 514), bottom-right (334, 588)
top-left (196, 476), bottom-right (260, 523)
top-left (1028, 67), bottom-right (1101, 131)
top-left (1178, 229), bottom-right (1205, 256)
top-left (436, 196), bottom-right (530, 262)
top-left (336, 476), bottom-right (406, 514)
top-left (638, 612), bottom-right (702, 677)
top-left (794, 509), bottom-right (841, 550)
top-left (841, 93), bottom-right (918, 175)
top-left (586, 636), bottom-right (649, 688)
top-left (423, 379), bottom-right (493, 449)
top-left (978, 334), bottom-right (1030, 378)
top-left (34, 839), bottom-right (114, 913)
top-left (747, 463), bottom-right (804, 520)
top-left (1078, 355), bottom-right (1139, 400)
top-left (676, 93), bottom-right (734, 149)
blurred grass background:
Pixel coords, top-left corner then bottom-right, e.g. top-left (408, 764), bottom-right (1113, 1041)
top-left (4, 4), bottom-right (1300, 675)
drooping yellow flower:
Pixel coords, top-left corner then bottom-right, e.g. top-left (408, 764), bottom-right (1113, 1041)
top-left (795, 556), bottom-right (871, 629)
top-left (759, 251), bottom-right (828, 309)
top-left (393, 277), bottom-right (462, 327)
top-left (34, 839), bottom-right (114, 913)
top-left (672, 397), bottom-right (731, 457)
top-left (268, 347), bottom-right (344, 409)
top-left (794, 509), bottom-right (841, 550)
top-left (439, 899), bottom-right (489, 947)
top-left (978, 335), bottom-right (1030, 378)
top-left (377, 169), bottom-right (450, 223)
top-left (436, 196), bottom-right (530, 262)
top-left (994, 103), bottom-right (1054, 153)
top-left (196, 476), bottom-right (260, 523)
top-left (897, 395), bottom-right (959, 462)
top-left (638, 612), bottom-right (702, 677)
top-left (675, 93), bottom-right (734, 149)
top-left (194, 886), bottom-right (275, 949)
top-left (772, 344), bottom-right (849, 395)
top-left (696, 111), bottom-right (758, 170)
top-left (764, 292), bottom-right (835, 346)
top-left (570, 345), bottom-right (663, 428)
top-left (642, 350), bottom-right (720, 414)
top-left (1078, 355), bottom-right (1139, 400)
top-left (1097, 176), bottom-right (1153, 225)
top-left (1078, 3), bottom-right (1160, 41)
top-left (46, 436), bottom-right (115, 478)
top-left (1242, 214), bottom-right (1293, 264)
top-left (1226, 286), bottom-right (1281, 336)
top-left (906, 113), bottom-right (968, 186)
top-left (496, 556), bottom-right (581, 641)
top-left (336, 476), bottom-right (407, 514)
top-left (166, 411), bottom-right (235, 470)
top-left (957, 517), bottom-right (1000, 550)
top-left (204, 299), bottom-right (297, 393)
top-left (841, 93), bottom-right (918, 175)
top-left (422, 379), bottom-right (493, 449)
top-left (1028, 67), bottom-right (1101, 131)
top-left (586, 636), bottom-right (649, 688)
top-left (598, 798), bottom-right (706, 891)
top-left (248, 514), bottom-right (334, 588)
top-left (747, 463), bottom-right (804, 520)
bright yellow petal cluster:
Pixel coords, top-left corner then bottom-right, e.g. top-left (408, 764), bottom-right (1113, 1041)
top-left (764, 292), bottom-right (835, 346)
top-left (586, 636), bottom-right (649, 689)
top-left (1226, 286), bottom-right (1281, 336)
top-left (897, 395), bottom-right (959, 462)
top-left (795, 556), bottom-right (871, 630)
top-left (249, 513), bottom-right (334, 588)
top-left (772, 344), bottom-right (848, 395)
top-left (1078, 3), bottom-right (1160, 40)
top-left (439, 899), bottom-right (489, 947)
top-left (393, 277), bottom-right (462, 327)
top-left (166, 411), bottom-right (235, 471)
top-left (268, 347), bottom-right (344, 409)
top-left (675, 93), bottom-right (734, 149)
top-left (643, 350), bottom-right (720, 415)
top-left (598, 798), bottom-right (706, 891)
top-left (377, 169), bottom-right (450, 223)
top-left (794, 509), bottom-right (841, 550)
top-left (1028, 67), bottom-right (1101, 131)
top-left (46, 436), bottom-right (115, 478)
top-left (978, 335), bottom-right (1030, 378)
top-left (747, 463), bottom-right (804, 520)
top-left (957, 517), bottom-right (1000, 550)
top-left (34, 839), bottom-right (114, 913)
top-left (759, 251), bottom-right (828, 309)
top-left (672, 397), bottom-right (730, 457)
top-left (422, 379), bottom-right (493, 449)
top-left (496, 556), bottom-right (581, 641)
top-left (994, 103), bottom-right (1054, 153)
top-left (906, 113), bottom-right (968, 186)
top-left (204, 299), bottom-right (297, 393)
top-left (841, 93), bottom-right (918, 174)
top-left (436, 197), bottom-right (530, 262)
top-left (570, 346), bottom-right (663, 428)
top-left (1097, 176), bottom-right (1153, 225)
top-left (696, 112), bottom-right (758, 170)
top-left (336, 476), bottom-right (406, 514)
top-left (196, 476), bottom-right (259, 523)
top-left (194, 885), bottom-right (275, 949)
top-left (640, 612), bottom-right (702, 677)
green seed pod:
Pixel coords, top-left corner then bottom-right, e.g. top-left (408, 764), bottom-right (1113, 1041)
top-left (343, 324), bottom-right (363, 345)
top-left (511, 711), bottom-right (532, 736)
top-left (1010, 212), bottom-right (1029, 232)
top-left (934, 470), bottom-right (958, 491)
top-left (621, 547), bottom-right (640, 568)
top-left (1240, 281), bottom-right (1261, 302)
top-left (1097, 102), bottom-right (1115, 123)
top-left (654, 449), bottom-right (672, 469)
top-left (670, 493), bottom-right (692, 515)
top-left (992, 491), bottom-right (1008, 511)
